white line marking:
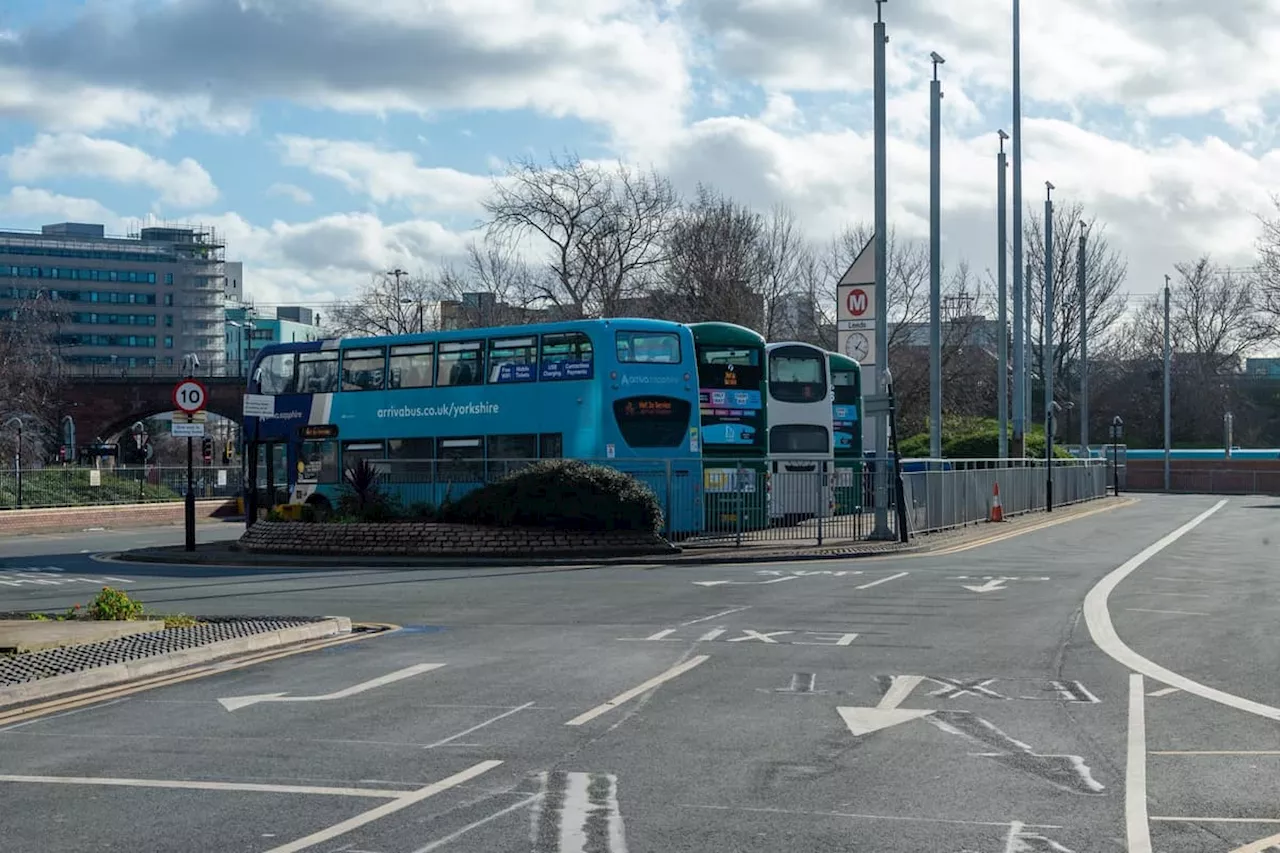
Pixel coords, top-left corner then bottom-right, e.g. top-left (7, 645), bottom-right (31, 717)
top-left (696, 628), bottom-right (726, 642)
top-left (1147, 687), bottom-right (1181, 697)
top-left (262, 760), bottom-right (503, 853)
top-left (0, 774), bottom-right (410, 799)
top-left (1003, 821), bottom-right (1024, 853)
top-left (1126, 608), bottom-right (1208, 616)
top-left (680, 606), bottom-right (750, 626)
top-left (855, 571), bottom-right (908, 590)
top-left (411, 793), bottom-right (542, 853)
top-left (425, 702), bottom-right (535, 749)
top-left (879, 675), bottom-right (925, 710)
top-left (565, 656), bottom-right (709, 726)
top-left (1085, 500), bottom-right (1280, 724)
top-left (642, 629), bottom-right (676, 641)
top-left (219, 663), bottom-right (446, 711)
top-left (1127, 674), bottom-right (1152, 853)
top-left (0, 698), bottom-right (131, 733)
top-left (680, 803), bottom-right (1062, 829)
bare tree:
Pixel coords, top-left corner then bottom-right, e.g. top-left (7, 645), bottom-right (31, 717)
top-left (483, 153), bottom-right (678, 318)
top-left (1022, 201), bottom-right (1129, 404)
top-left (0, 292), bottom-right (65, 465)
top-left (1258, 194), bottom-right (1280, 336)
top-left (757, 205), bottom-right (812, 342)
top-left (326, 270), bottom-right (439, 337)
top-left (430, 240), bottom-right (549, 329)
top-left (652, 185), bottom-right (767, 328)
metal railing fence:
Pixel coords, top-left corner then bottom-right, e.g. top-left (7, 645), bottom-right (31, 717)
top-left (0, 465), bottom-right (240, 510)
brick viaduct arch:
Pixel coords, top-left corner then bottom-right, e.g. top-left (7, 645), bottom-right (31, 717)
top-left (60, 376), bottom-right (243, 444)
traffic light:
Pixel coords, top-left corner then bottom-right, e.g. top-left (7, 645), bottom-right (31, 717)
top-left (201, 437), bottom-right (213, 464)
top-left (222, 440), bottom-right (234, 464)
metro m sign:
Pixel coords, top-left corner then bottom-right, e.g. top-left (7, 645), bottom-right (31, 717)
top-left (846, 288), bottom-right (869, 317)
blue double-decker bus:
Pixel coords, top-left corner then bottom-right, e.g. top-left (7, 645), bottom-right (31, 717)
top-left (243, 318), bottom-right (704, 535)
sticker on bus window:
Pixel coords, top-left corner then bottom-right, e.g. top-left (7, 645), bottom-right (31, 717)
top-left (494, 363), bottom-right (536, 383)
top-left (606, 443), bottom-right (615, 458)
top-left (834, 405), bottom-right (858, 420)
top-left (540, 359), bottom-right (593, 381)
top-left (689, 427), bottom-right (699, 453)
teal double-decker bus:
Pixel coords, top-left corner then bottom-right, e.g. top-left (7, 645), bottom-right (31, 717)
top-left (689, 322), bottom-right (768, 532)
top-left (829, 351), bottom-right (864, 514)
top-left (242, 318), bottom-right (706, 535)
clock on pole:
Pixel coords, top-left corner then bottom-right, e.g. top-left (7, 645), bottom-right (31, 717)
top-left (844, 332), bottom-right (871, 361)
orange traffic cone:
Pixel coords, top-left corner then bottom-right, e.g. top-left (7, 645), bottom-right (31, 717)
top-left (989, 482), bottom-right (1004, 522)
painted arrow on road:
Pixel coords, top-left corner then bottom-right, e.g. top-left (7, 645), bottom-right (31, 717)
top-left (692, 576), bottom-right (801, 588)
top-left (963, 579), bottom-right (1008, 593)
top-left (218, 663), bottom-right (446, 711)
top-left (837, 675), bottom-right (931, 735)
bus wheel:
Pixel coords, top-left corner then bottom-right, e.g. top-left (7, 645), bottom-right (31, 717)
top-left (304, 496), bottom-right (333, 522)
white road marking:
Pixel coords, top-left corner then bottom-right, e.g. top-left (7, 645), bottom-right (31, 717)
top-left (696, 628), bottom-right (726, 642)
top-left (726, 629), bottom-right (790, 643)
top-left (0, 698), bottom-right (131, 733)
top-left (1126, 674), bottom-right (1152, 853)
top-left (0, 774), bottom-right (411, 799)
top-left (1003, 820), bottom-right (1077, 852)
top-left (964, 579), bottom-right (1008, 593)
top-left (425, 702), bottom-right (535, 749)
top-left (218, 663), bottom-right (446, 711)
top-left (262, 760), bottom-right (503, 853)
top-left (560, 772), bottom-right (628, 853)
top-left (411, 792), bottom-right (542, 853)
top-left (691, 576), bottom-right (799, 587)
top-left (565, 656), bottom-right (710, 726)
top-left (680, 803), bottom-right (1063, 829)
top-left (641, 629), bottom-right (676, 641)
top-left (1146, 687), bottom-right (1180, 698)
top-left (838, 675), bottom-right (931, 736)
top-left (855, 571), bottom-right (908, 590)
top-left (1085, 500), bottom-right (1280, 722)
top-left (680, 606), bottom-right (750, 626)
top-left (1126, 608), bottom-right (1208, 617)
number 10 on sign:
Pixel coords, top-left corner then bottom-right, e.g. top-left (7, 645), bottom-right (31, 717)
top-left (173, 379), bottom-right (208, 414)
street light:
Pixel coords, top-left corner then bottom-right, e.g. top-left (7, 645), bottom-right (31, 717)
top-left (4, 416), bottom-right (22, 508)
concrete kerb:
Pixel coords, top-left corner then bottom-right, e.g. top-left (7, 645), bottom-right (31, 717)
top-left (0, 616), bottom-right (352, 709)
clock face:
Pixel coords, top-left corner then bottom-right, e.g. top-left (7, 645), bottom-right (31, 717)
top-left (844, 332), bottom-right (870, 361)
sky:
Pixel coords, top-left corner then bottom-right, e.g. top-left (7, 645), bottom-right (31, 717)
top-left (0, 0), bottom-right (1276, 314)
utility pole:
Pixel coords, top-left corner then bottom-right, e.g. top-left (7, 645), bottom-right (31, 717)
top-left (997, 130), bottom-right (1009, 459)
top-left (1078, 225), bottom-right (1089, 450)
top-left (1011, 0), bottom-right (1026, 455)
top-left (387, 268), bottom-right (408, 333)
top-left (1043, 182), bottom-right (1055, 511)
top-left (929, 50), bottom-right (945, 459)
top-left (1163, 273), bottom-right (1172, 491)
top-left (872, 0), bottom-right (892, 538)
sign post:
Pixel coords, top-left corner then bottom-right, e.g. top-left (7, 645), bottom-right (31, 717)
top-left (173, 379), bottom-right (208, 551)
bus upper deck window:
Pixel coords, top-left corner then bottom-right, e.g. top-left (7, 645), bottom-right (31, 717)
top-left (487, 337), bottom-right (537, 383)
top-left (437, 341), bottom-right (483, 387)
top-left (389, 344), bottom-right (434, 389)
top-left (342, 347), bottom-right (386, 392)
top-left (540, 332), bottom-right (593, 380)
top-left (616, 331), bottom-right (681, 364)
top-left (257, 352), bottom-right (296, 395)
top-left (297, 351), bottom-right (338, 394)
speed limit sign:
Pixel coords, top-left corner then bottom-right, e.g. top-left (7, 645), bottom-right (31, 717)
top-left (173, 379), bottom-right (208, 413)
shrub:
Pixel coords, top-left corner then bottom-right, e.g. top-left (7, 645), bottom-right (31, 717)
top-left (89, 586), bottom-right (144, 621)
top-left (337, 459), bottom-right (400, 521)
top-left (446, 460), bottom-right (663, 534)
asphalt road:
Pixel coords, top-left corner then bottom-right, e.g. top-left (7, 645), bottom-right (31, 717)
top-left (0, 495), bottom-right (1277, 852)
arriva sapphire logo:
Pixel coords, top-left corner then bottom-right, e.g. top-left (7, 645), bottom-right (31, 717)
top-left (620, 374), bottom-right (680, 386)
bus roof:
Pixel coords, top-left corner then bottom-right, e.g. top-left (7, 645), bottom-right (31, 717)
top-left (828, 351), bottom-right (862, 371)
top-left (251, 317), bottom-right (692, 362)
top-left (688, 322), bottom-right (766, 347)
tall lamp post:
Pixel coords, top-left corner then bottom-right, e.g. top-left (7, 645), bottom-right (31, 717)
top-left (928, 50), bottom-right (946, 459)
top-left (1043, 182), bottom-right (1056, 511)
top-left (997, 129), bottom-right (1010, 458)
top-left (4, 416), bottom-right (22, 509)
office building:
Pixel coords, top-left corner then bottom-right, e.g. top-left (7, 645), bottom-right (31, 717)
top-left (0, 222), bottom-right (227, 373)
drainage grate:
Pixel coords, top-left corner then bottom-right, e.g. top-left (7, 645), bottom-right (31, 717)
top-left (0, 616), bottom-right (328, 686)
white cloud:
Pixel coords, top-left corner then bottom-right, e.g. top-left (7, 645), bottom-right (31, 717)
top-left (277, 137), bottom-right (492, 213)
top-left (266, 183), bottom-right (314, 205)
top-left (0, 0), bottom-right (690, 147)
top-left (3, 134), bottom-right (218, 208)
top-left (0, 186), bottom-right (119, 228)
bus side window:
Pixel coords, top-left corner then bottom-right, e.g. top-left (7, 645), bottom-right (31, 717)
top-left (299, 441), bottom-right (338, 484)
top-left (486, 434), bottom-right (537, 479)
top-left (487, 336), bottom-right (537, 383)
top-left (540, 332), bottom-right (593, 380)
top-left (298, 352), bottom-right (338, 394)
top-left (389, 344), bottom-right (433, 389)
top-left (342, 347), bottom-right (386, 392)
top-left (539, 433), bottom-right (563, 459)
top-left (342, 441), bottom-right (385, 474)
top-left (437, 341), bottom-right (483, 387)
top-left (438, 437), bottom-right (483, 481)
top-left (386, 437), bottom-right (434, 481)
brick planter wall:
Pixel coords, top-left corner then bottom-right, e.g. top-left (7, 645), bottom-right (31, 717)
top-left (0, 499), bottom-right (238, 537)
top-left (236, 521), bottom-right (677, 558)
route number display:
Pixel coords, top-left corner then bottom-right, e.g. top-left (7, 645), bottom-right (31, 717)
top-left (173, 379), bottom-right (208, 414)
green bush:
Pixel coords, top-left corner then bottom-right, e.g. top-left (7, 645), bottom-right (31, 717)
top-left (901, 416), bottom-right (1072, 459)
top-left (88, 586), bottom-right (144, 621)
top-left (445, 460), bottom-right (664, 534)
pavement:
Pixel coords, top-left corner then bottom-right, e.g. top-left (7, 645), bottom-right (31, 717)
top-left (0, 494), bottom-right (1276, 852)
